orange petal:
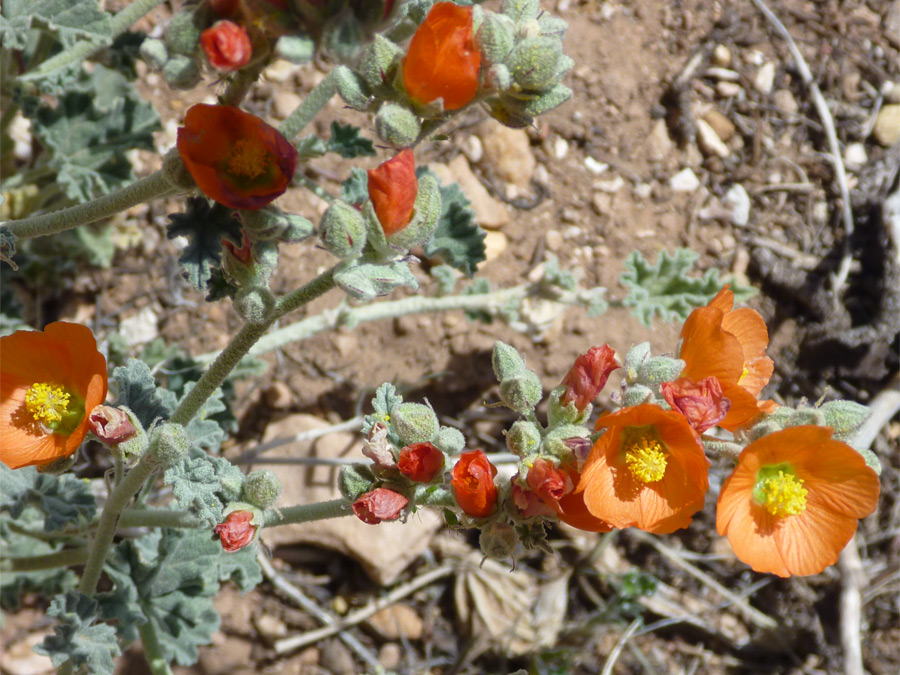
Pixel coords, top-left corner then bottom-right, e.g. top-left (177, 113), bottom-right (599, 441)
top-left (680, 305), bottom-right (744, 385)
top-left (774, 502), bottom-right (860, 576)
top-left (552, 490), bottom-right (613, 532)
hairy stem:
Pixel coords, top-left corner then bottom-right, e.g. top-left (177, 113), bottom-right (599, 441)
top-left (170, 266), bottom-right (338, 426)
top-left (263, 498), bottom-right (352, 528)
top-left (118, 508), bottom-right (203, 530)
top-left (219, 59), bottom-right (268, 107)
top-left (1, 170), bottom-right (176, 241)
top-left (137, 619), bottom-right (174, 675)
top-left (278, 70), bottom-right (337, 141)
top-left (2, 548), bottom-right (89, 572)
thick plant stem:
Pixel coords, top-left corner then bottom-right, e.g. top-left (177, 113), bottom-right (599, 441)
top-left (2, 170), bottom-right (176, 241)
top-left (278, 70), bottom-right (337, 141)
top-left (219, 59), bottom-right (268, 107)
top-left (137, 619), bottom-right (174, 675)
top-left (20, 0), bottom-right (167, 80)
top-left (3, 548), bottom-right (89, 572)
top-left (171, 267), bottom-right (338, 426)
top-left (263, 498), bottom-right (352, 528)
top-left (118, 508), bottom-right (203, 530)
top-left (78, 457), bottom-right (159, 595)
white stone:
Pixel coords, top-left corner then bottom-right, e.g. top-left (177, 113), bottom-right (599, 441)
top-left (669, 168), bottom-right (700, 192)
top-left (264, 59), bottom-right (299, 83)
top-left (723, 184), bottom-right (751, 226)
top-left (119, 306), bottom-right (159, 346)
top-left (9, 114), bottom-right (32, 162)
top-left (716, 82), bottom-right (743, 98)
top-left (773, 89), bottom-right (798, 114)
top-left (633, 183), bottom-right (653, 198)
top-left (696, 119), bottom-right (730, 158)
top-left (545, 229), bottom-right (564, 251)
top-left (553, 136), bottom-right (569, 159)
top-left (593, 175), bottom-right (625, 193)
top-left (463, 135), bottom-right (483, 162)
top-left (755, 62), bottom-right (776, 94)
top-left (844, 142), bottom-right (868, 169)
top-left (705, 67), bottom-right (740, 81)
top-left (584, 156), bottom-right (609, 174)
top-left (872, 104), bottom-right (900, 147)
top-left (484, 230), bottom-right (508, 262)
top-left (712, 44), bottom-right (732, 67)
top-left (645, 119), bottom-right (673, 160)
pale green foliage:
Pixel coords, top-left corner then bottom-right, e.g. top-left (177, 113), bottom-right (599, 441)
top-left (164, 454), bottom-right (245, 527)
top-left (422, 170), bottom-right (486, 277)
top-left (34, 592), bottom-right (120, 674)
top-left (0, 463), bottom-right (95, 532)
top-left (113, 359), bottom-right (177, 429)
top-left (0, 0), bottom-right (110, 50)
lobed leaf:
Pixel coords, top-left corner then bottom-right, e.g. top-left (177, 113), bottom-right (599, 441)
top-left (327, 121), bottom-right (376, 158)
top-left (422, 174), bottom-right (486, 277)
top-left (166, 197), bottom-right (243, 293)
top-left (34, 592), bottom-right (120, 675)
top-left (1, 0), bottom-right (111, 50)
top-left (0, 463), bottom-right (95, 532)
top-left (163, 454), bottom-right (244, 527)
top-left (113, 359), bottom-right (177, 430)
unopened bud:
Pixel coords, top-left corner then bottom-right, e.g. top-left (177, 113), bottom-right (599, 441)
top-left (338, 463), bottom-right (377, 501)
top-left (214, 507), bottom-right (260, 552)
top-left (477, 13), bottom-right (515, 64)
top-left (360, 34), bottom-right (402, 91)
top-left (139, 38), bottom-right (169, 69)
top-left (479, 521), bottom-right (519, 559)
top-left (375, 103), bottom-right (421, 149)
top-left (622, 384), bottom-right (654, 407)
top-left (233, 286), bottom-right (276, 325)
top-left (319, 200), bottom-right (367, 259)
top-left (433, 426), bottom-right (465, 454)
top-left (163, 55), bottom-right (201, 89)
top-left (501, 0), bottom-right (540, 23)
top-left (508, 36), bottom-right (563, 90)
top-left (506, 420), bottom-right (542, 455)
top-left (165, 10), bottom-right (201, 56)
top-left (492, 341), bottom-right (527, 381)
top-left (148, 422), bottom-right (190, 467)
top-left (392, 402), bottom-right (440, 446)
top-left (499, 372), bottom-right (542, 413)
top-left (275, 34), bottom-right (314, 64)
top-left (819, 400), bottom-right (870, 441)
top-left (242, 208), bottom-right (315, 243)
top-left (242, 470), bottom-right (282, 509)
top-left (334, 65), bottom-right (371, 110)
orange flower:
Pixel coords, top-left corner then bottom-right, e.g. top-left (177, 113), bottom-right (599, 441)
top-left (177, 104), bottom-right (299, 210)
top-left (398, 441), bottom-right (444, 483)
top-left (680, 286), bottom-right (775, 431)
top-left (575, 404), bottom-right (709, 533)
top-left (214, 510), bottom-right (257, 551)
top-left (660, 376), bottom-right (730, 433)
top-left (402, 2), bottom-right (481, 111)
top-left (201, 20), bottom-right (252, 71)
top-left (367, 149), bottom-right (418, 236)
top-left (451, 450), bottom-right (498, 518)
top-left (352, 488), bottom-right (409, 524)
top-left (1, 322), bottom-right (108, 470)
top-left (717, 426), bottom-right (880, 577)
top-left (559, 344), bottom-right (619, 412)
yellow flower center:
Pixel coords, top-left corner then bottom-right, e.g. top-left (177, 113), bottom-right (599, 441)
top-left (624, 436), bottom-right (667, 483)
top-left (738, 366), bottom-right (749, 384)
top-left (226, 138), bottom-right (270, 179)
top-left (25, 382), bottom-right (71, 428)
top-left (757, 470), bottom-right (808, 517)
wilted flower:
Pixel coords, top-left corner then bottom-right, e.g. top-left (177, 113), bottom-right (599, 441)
top-left (88, 405), bottom-right (138, 447)
top-left (398, 441), bottom-right (444, 482)
top-left (451, 450), bottom-right (498, 518)
top-left (177, 104), bottom-right (299, 210)
top-left (367, 149), bottom-right (418, 236)
top-left (559, 344), bottom-right (619, 411)
top-left (680, 286), bottom-right (775, 430)
top-left (717, 426), bottom-right (880, 577)
top-left (214, 510), bottom-right (258, 551)
top-left (352, 488), bottom-right (409, 524)
top-left (576, 404), bottom-right (709, 533)
top-left (660, 376), bottom-right (730, 433)
top-left (1, 322), bottom-right (108, 470)
top-left (201, 20), bottom-right (252, 70)
top-left (403, 2), bottom-right (481, 111)
top-left (526, 457), bottom-right (570, 502)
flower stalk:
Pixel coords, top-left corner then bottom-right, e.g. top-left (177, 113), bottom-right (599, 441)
top-left (262, 498), bottom-right (352, 527)
top-left (277, 70), bottom-right (338, 141)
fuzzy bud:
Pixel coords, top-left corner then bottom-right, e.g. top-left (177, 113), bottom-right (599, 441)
top-left (499, 372), bottom-right (543, 413)
top-left (492, 341), bottom-right (527, 381)
top-left (501, 0), bottom-right (540, 23)
top-left (360, 34), bottom-right (402, 92)
top-left (163, 55), bottom-right (201, 89)
top-left (201, 20), bottom-right (252, 71)
top-left (233, 287), bottom-right (276, 325)
top-left (479, 521), bottom-right (519, 559)
top-left (242, 207), bottom-right (315, 243)
top-left (506, 420), bottom-right (542, 456)
top-left (375, 103), bottom-right (421, 149)
top-left (622, 383), bottom-right (654, 407)
top-left (165, 9), bottom-right (201, 56)
top-left (433, 426), bottom-right (466, 454)
top-left (338, 463), bottom-right (377, 502)
top-left (352, 488), bottom-right (408, 524)
top-left (507, 36), bottom-right (563, 90)
top-left (638, 356), bottom-right (686, 386)
top-left (819, 400), bottom-right (871, 441)
top-left (319, 200), bottom-right (367, 259)
top-left (275, 34), bottom-right (314, 64)
top-left (334, 65), bottom-right (371, 110)
top-left (242, 470), bottom-right (282, 509)
top-left (392, 402), bottom-right (440, 446)
top-left (622, 342), bottom-right (652, 384)
top-left (783, 408), bottom-right (828, 428)
top-left (398, 442), bottom-right (445, 483)
top-left (139, 38), bottom-right (169, 69)
top-left (477, 13), bottom-right (515, 64)
top-left (148, 422), bottom-right (190, 467)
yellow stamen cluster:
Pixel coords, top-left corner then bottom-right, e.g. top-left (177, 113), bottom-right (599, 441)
top-left (624, 436), bottom-right (667, 483)
top-left (760, 471), bottom-right (808, 516)
top-left (226, 139), bottom-right (269, 178)
top-left (25, 382), bottom-right (71, 427)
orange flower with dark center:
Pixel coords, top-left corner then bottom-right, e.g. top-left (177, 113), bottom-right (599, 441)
top-left (1, 322), bottom-right (108, 470)
top-left (575, 403), bottom-right (709, 533)
top-left (717, 426), bottom-right (879, 577)
top-left (398, 441), bottom-right (444, 483)
top-left (680, 286), bottom-right (775, 431)
top-left (402, 2), bottom-right (481, 111)
top-left (214, 510), bottom-right (258, 551)
top-left (559, 344), bottom-right (619, 412)
top-left (201, 20), bottom-right (253, 71)
top-left (177, 104), bottom-right (299, 210)
top-left (368, 149), bottom-right (418, 236)
top-left (451, 450), bottom-right (498, 518)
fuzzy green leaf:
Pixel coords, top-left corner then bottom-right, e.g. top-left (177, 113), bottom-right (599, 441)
top-left (423, 175), bottom-right (486, 277)
top-left (1, 0), bottom-right (111, 50)
top-left (620, 248), bottom-right (756, 327)
top-left (28, 65), bottom-right (159, 202)
top-left (163, 455), bottom-right (244, 527)
top-left (167, 197), bottom-right (243, 293)
top-left (113, 359), bottom-right (177, 430)
top-left (340, 167), bottom-right (369, 205)
top-left (295, 134), bottom-right (328, 160)
top-left (180, 383), bottom-right (228, 452)
top-left (362, 382), bottom-right (404, 439)
top-left (34, 592), bottom-right (120, 674)
top-left (0, 463), bottom-right (96, 532)
top-left (334, 259), bottom-right (419, 300)
top-left (327, 121), bottom-right (376, 158)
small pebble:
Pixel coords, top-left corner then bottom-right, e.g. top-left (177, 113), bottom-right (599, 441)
top-left (463, 135), bottom-right (483, 162)
top-left (584, 156), bottom-right (609, 174)
top-left (593, 175), bottom-right (625, 193)
top-left (554, 136), bottom-right (569, 159)
top-left (264, 59), bottom-right (299, 83)
top-left (872, 104), bottom-right (900, 147)
top-left (533, 163), bottom-right (550, 187)
top-left (669, 168), bottom-right (700, 192)
top-left (705, 67), bottom-right (740, 81)
top-left (716, 82), bottom-right (743, 98)
top-left (843, 142), bottom-right (867, 169)
top-left (633, 182), bottom-right (653, 198)
top-left (483, 230), bottom-right (508, 262)
top-left (702, 109), bottom-right (736, 142)
top-left (723, 184), bottom-right (751, 226)
top-left (754, 62), bottom-right (776, 94)
top-left (545, 229), bottom-right (564, 251)
top-left (712, 44), bottom-right (732, 67)
top-left (884, 81), bottom-right (900, 104)
top-left (773, 89), bottom-right (798, 115)
top-left (696, 119), bottom-right (730, 158)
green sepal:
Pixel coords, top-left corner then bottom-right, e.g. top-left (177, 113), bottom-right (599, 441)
top-left (542, 424), bottom-right (590, 458)
top-left (637, 356), bottom-right (685, 387)
top-left (319, 199), bottom-right (367, 260)
top-left (623, 342), bottom-right (652, 384)
top-left (501, 0), bottom-right (540, 23)
top-left (164, 8), bottom-right (201, 56)
top-left (338, 463), bottom-right (377, 502)
top-left (241, 207), bottom-right (315, 243)
top-left (340, 166), bottom-right (370, 205)
top-left (366, 173), bottom-right (442, 256)
top-left (819, 400), bottom-right (870, 442)
top-left (334, 258), bottom-right (419, 300)
top-left (375, 103), bottom-right (421, 148)
top-left (333, 64), bottom-right (371, 110)
top-left (500, 371), bottom-right (543, 413)
top-left (492, 341), bottom-right (527, 381)
top-left (162, 54), bottom-right (201, 89)
top-left (546, 387), bottom-right (589, 427)
top-left (392, 402), bottom-right (440, 446)
top-left (477, 12), bottom-right (515, 64)
top-left (507, 36), bottom-right (563, 90)
top-left (622, 383), bottom-right (655, 407)
top-left (506, 420), bottom-right (542, 455)
top-left (359, 33), bottom-right (402, 92)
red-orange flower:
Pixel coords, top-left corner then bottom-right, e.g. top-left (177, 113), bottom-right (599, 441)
top-left (559, 345), bottom-right (619, 411)
top-left (177, 104), bottom-right (299, 210)
top-left (398, 441), bottom-right (444, 482)
top-left (214, 510), bottom-right (258, 551)
top-left (680, 286), bottom-right (775, 431)
top-left (1, 322), bottom-right (108, 470)
top-left (660, 376), bottom-right (730, 433)
top-left (526, 458), bottom-right (570, 502)
top-left (575, 403), bottom-right (709, 534)
top-left (451, 450), bottom-right (498, 518)
top-left (717, 426), bottom-right (879, 577)
top-left (368, 149), bottom-right (418, 236)
top-left (201, 20), bottom-right (252, 71)
top-left (402, 2), bottom-right (481, 111)
top-left (352, 488), bottom-right (409, 524)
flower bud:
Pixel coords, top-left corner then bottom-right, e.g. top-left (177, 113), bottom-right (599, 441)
top-left (275, 34), bottom-right (314, 64)
top-left (375, 103), bottom-right (421, 149)
top-left (352, 488), bottom-right (409, 524)
top-left (499, 372), bottom-right (542, 413)
top-left (479, 521), bottom-right (519, 559)
top-left (398, 442), bottom-right (445, 483)
top-left (622, 383), bottom-right (654, 407)
top-left (392, 402), bottom-right (440, 446)
top-left (372, 172), bottom-right (441, 253)
top-left (541, 424), bottom-right (589, 459)
top-left (233, 286), bottom-right (276, 325)
top-left (506, 420), bottom-right (542, 455)
top-left (89, 405), bottom-right (146, 464)
top-left (492, 341), bottom-right (527, 381)
top-left (526, 457), bottom-right (570, 502)
top-left (334, 64), bottom-right (371, 110)
top-left (319, 200), bottom-right (367, 259)
top-left (242, 206), bottom-right (315, 243)
top-left (165, 9), bottom-right (202, 56)
top-left (201, 20), bottom-right (252, 71)
top-left (163, 55), bottom-right (202, 89)
top-left (638, 356), bottom-right (686, 386)
top-left (783, 408), bottom-right (827, 428)
top-left (451, 450), bottom-right (498, 518)
top-left (242, 470), bottom-right (282, 509)
top-left (508, 36), bottom-right (563, 90)
top-left (338, 463), bottom-right (377, 501)
top-left (433, 426), bottom-right (465, 454)
top-left (501, 0), bottom-right (540, 23)
top-left (148, 422), bottom-right (191, 467)
top-left (214, 508), bottom-right (258, 552)
top-left (360, 34), bottom-right (402, 92)
top-left (819, 400), bottom-right (870, 441)
top-left (660, 376), bottom-right (730, 433)
top-left (559, 344), bottom-right (619, 412)
top-left (477, 13), bottom-right (515, 64)
top-left (622, 342), bottom-right (651, 384)
top-left (139, 38), bottom-right (169, 69)
top-left (367, 150), bottom-right (418, 237)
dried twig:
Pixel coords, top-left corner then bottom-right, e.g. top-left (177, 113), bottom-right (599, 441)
top-left (838, 539), bottom-right (866, 675)
top-left (600, 617), bottom-right (643, 675)
top-left (750, 0), bottom-right (856, 303)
